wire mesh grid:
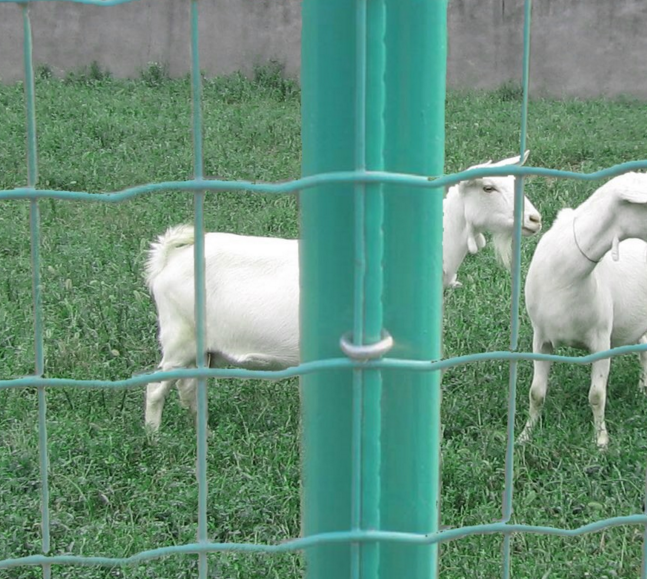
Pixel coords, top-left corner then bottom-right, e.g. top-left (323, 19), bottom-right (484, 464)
top-left (2, 0), bottom-right (647, 577)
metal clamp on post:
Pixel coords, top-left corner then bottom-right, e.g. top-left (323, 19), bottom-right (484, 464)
top-left (339, 329), bottom-right (394, 362)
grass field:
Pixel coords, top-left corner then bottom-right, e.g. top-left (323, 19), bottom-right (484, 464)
top-left (2, 64), bottom-right (647, 578)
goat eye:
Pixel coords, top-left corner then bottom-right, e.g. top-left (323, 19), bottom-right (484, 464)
top-left (483, 185), bottom-right (495, 193)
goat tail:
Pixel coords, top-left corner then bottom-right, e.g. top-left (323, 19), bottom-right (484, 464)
top-left (145, 224), bottom-right (195, 289)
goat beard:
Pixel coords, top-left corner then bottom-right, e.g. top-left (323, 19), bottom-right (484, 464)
top-left (491, 232), bottom-right (513, 270)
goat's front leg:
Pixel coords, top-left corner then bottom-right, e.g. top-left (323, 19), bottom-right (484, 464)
top-left (637, 334), bottom-right (647, 395)
top-left (589, 351), bottom-right (611, 449)
top-left (448, 274), bottom-right (463, 289)
top-left (518, 335), bottom-right (553, 444)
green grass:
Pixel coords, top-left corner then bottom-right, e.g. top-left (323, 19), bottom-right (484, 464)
top-left (2, 67), bottom-right (647, 577)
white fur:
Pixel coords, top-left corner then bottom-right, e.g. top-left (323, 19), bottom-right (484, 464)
top-left (144, 154), bottom-right (542, 431)
top-left (144, 229), bottom-right (300, 431)
top-left (442, 150), bottom-right (541, 287)
top-left (519, 172), bottom-right (647, 449)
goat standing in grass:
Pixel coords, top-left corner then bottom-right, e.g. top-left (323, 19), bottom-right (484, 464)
top-left (519, 172), bottom-right (647, 449)
top-left (144, 153), bottom-right (542, 431)
top-left (442, 151), bottom-right (540, 287)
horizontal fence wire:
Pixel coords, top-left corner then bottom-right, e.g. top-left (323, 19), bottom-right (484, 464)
top-left (5, 162), bottom-right (647, 201)
top-left (6, 346), bottom-right (647, 390)
top-left (5, 516), bottom-right (647, 571)
top-left (2, 0), bottom-right (647, 575)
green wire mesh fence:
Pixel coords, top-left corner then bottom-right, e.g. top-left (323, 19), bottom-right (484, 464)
top-left (2, 0), bottom-right (647, 578)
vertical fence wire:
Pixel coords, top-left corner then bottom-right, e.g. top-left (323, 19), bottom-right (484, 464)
top-left (189, 1), bottom-right (209, 577)
top-left (23, 6), bottom-right (38, 189)
top-left (22, 5), bottom-right (51, 579)
top-left (501, 0), bottom-right (532, 577)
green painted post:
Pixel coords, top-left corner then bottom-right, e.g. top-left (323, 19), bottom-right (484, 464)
top-left (380, 1), bottom-right (448, 578)
top-left (300, 0), bottom-right (357, 576)
top-left (301, 0), bottom-right (446, 577)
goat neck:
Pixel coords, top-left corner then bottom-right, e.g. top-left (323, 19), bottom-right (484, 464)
top-left (442, 185), bottom-right (473, 288)
top-left (572, 190), bottom-right (626, 265)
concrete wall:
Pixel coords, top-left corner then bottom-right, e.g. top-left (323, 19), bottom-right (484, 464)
top-left (0, 0), bottom-right (301, 81)
top-left (447, 0), bottom-right (647, 98)
top-left (1, 0), bottom-right (647, 98)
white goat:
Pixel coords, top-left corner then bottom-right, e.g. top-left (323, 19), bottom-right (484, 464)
top-left (519, 172), bottom-right (647, 449)
top-left (443, 151), bottom-right (540, 287)
top-left (144, 153), bottom-right (542, 431)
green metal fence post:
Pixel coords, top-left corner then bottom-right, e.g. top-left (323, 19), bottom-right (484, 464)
top-left (381, 1), bottom-right (448, 578)
top-left (301, 0), bottom-right (446, 577)
top-left (300, 0), bottom-right (388, 576)
top-left (300, 0), bottom-right (358, 576)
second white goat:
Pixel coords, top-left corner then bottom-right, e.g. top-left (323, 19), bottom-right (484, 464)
top-left (144, 153), bottom-right (542, 431)
top-left (520, 172), bottom-right (647, 449)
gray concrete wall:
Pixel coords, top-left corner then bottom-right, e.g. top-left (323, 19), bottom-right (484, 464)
top-left (0, 0), bottom-right (301, 81)
top-left (1, 1), bottom-right (647, 99)
top-left (447, 0), bottom-right (647, 98)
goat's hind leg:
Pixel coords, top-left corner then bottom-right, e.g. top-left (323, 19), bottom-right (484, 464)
top-left (177, 376), bottom-right (217, 439)
top-left (147, 371), bottom-right (201, 433)
top-left (518, 335), bottom-right (553, 444)
top-left (176, 352), bottom-right (232, 433)
top-left (177, 378), bottom-right (198, 418)
top-left (145, 354), bottom-right (194, 432)
top-left (146, 325), bottom-right (197, 432)
top-left (145, 378), bottom-right (176, 433)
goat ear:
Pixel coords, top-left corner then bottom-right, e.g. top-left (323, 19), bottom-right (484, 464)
top-left (457, 178), bottom-right (481, 194)
top-left (465, 159), bottom-right (493, 171)
top-left (618, 189), bottom-right (647, 205)
top-left (490, 150), bottom-right (530, 168)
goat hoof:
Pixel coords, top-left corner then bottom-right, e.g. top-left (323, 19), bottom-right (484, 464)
top-left (595, 430), bottom-right (609, 450)
top-left (517, 424), bottom-right (534, 445)
top-left (144, 424), bottom-right (161, 444)
top-left (516, 432), bottom-right (530, 445)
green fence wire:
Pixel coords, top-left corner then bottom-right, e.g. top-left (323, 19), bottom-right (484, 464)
top-left (2, 0), bottom-right (647, 577)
